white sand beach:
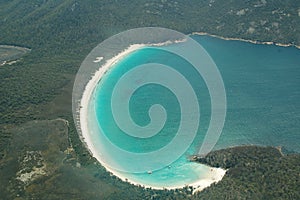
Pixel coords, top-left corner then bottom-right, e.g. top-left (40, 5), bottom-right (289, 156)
top-left (109, 164), bottom-right (227, 193)
top-left (78, 42), bottom-right (226, 193)
top-left (79, 43), bottom-right (145, 171)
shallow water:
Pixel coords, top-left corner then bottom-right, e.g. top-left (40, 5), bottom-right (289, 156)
top-left (89, 35), bottom-right (300, 188)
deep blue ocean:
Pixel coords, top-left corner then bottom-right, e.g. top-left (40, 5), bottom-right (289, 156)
top-left (90, 35), bottom-right (300, 188)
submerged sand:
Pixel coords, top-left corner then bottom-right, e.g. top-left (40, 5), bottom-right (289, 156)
top-left (79, 43), bottom-right (226, 193)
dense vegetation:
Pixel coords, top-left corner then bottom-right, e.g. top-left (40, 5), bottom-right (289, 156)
top-left (0, 0), bottom-right (299, 124)
top-left (0, 45), bottom-right (30, 64)
top-left (0, 0), bottom-right (299, 199)
top-left (196, 146), bottom-right (300, 199)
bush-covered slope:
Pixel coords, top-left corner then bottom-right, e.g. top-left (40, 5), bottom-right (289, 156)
top-left (0, 1), bottom-right (299, 199)
top-left (195, 146), bottom-right (300, 200)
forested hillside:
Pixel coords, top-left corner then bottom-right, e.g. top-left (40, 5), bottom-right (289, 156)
top-left (0, 0), bottom-right (299, 125)
top-left (0, 1), bottom-right (299, 199)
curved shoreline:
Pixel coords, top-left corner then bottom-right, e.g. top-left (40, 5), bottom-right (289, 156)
top-left (78, 32), bottom-right (299, 193)
top-left (78, 42), bottom-right (226, 193)
top-left (191, 32), bottom-right (300, 49)
top-left (79, 43), bottom-right (145, 166)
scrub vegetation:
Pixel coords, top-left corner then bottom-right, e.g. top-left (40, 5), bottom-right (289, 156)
top-left (0, 0), bottom-right (299, 199)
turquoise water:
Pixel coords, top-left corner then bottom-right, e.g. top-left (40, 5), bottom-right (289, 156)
top-left (90, 35), bottom-right (300, 187)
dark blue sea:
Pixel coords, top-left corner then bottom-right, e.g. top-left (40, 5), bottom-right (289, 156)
top-left (89, 35), bottom-right (300, 188)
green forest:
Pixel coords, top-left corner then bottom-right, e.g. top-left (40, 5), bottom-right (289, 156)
top-left (0, 0), bottom-right (299, 199)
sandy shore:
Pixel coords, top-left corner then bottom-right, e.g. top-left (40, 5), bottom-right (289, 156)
top-left (110, 165), bottom-right (227, 193)
top-left (191, 168), bottom-right (227, 194)
top-left (78, 42), bottom-right (226, 194)
top-left (192, 32), bottom-right (300, 49)
top-left (79, 43), bottom-right (145, 164)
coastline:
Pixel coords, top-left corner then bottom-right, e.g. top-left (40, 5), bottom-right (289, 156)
top-left (77, 32), bottom-right (299, 194)
top-left (104, 163), bottom-right (226, 193)
top-left (78, 42), bottom-right (227, 193)
top-left (191, 32), bottom-right (300, 49)
top-left (79, 43), bottom-right (145, 168)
